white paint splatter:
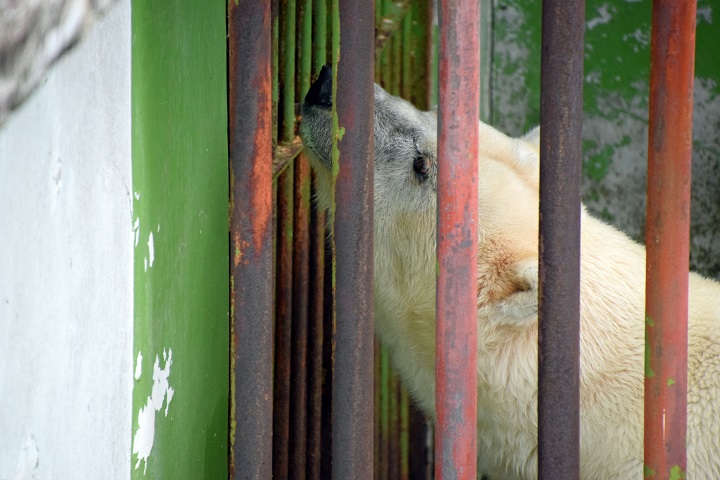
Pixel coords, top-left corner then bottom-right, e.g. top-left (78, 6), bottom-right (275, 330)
top-left (135, 351), bottom-right (143, 380)
top-left (697, 6), bottom-right (712, 24)
top-left (144, 257), bottom-right (148, 272)
top-left (134, 191), bottom-right (141, 200)
top-left (133, 218), bottom-right (140, 247)
top-left (157, 224), bottom-right (161, 232)
top-left (587, 3), bottom-right (613, 30)
top-left (133, 348), bottom-right (174, 474)
top-left (147, 232), bottom-right (155, 268)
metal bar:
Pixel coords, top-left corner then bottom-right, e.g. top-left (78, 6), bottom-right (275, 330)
top-left (332, 0), bottom-right (375, 477)
top-left (537, 0), bottom-right (585, 478)
top-left (380, 347), bottom-right (391, 480)
top-left (307, 5), bottom-right (322, 480)
top-left (320, 232), bottom-right (335, 480)
top-left (282, 0), bottom-right (297, 143)
top-left (644, 1), bottom-right (696, 477)
top-left (435, 0), bottom-right (479, 478)
top-left (290, 154), bottom-right (310, 480)
top-left (288, 2), bottom-right (313, 477)
top-left (399, 386), bottom-right (410, 480)
top-left (307, 2), bottom-right (328, 478)
top-left (313, 0), bottom-right (327, 76)
top-left (273, 163), bottom-right (295, 480)
top-left (307, 180), bottom-right (325, 480)
top-left (228, 1), bottom-right (273, 478)
top-left (389, 372), bottom-right (401, 480)
top-left (374, 341), bottom-right (382, 480)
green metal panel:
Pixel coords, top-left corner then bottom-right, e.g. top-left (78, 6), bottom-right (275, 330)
top-left (491, 0), bottom-right (720, 277)
top-left (131, 1), bottom-right (229, 478)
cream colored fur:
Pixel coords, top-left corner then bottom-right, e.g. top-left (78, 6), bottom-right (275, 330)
top-left (300, 84), bottom-right (720, 479)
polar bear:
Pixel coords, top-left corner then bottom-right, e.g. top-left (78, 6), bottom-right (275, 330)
top-left (300, 65), bottom-right (720, 479)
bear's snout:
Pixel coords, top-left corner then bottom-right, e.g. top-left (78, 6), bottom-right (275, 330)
top-left (304, 64), bottom-right (332, 107)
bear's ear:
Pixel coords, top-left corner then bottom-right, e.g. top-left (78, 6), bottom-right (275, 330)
top-left (520, 126), bottom-right (540, 152)
top-left (479, 259), bottom-right (538, 326)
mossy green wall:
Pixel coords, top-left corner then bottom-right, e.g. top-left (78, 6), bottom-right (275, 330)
top-left (492, 0), bottom-right (720, 278)
top-left (131, 1), bottom-right (229, 477)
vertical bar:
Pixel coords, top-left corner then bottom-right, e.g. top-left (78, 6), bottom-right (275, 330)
top-left (290, 155), bottom-right (310, 480)
top-left (289, 2), bottom-right (313, 479)
top-left (332, 0), bottom-right (375, 477)
top-left (273, 165), bottom-right (295, 480)
top-left (537, 0), bottom-right (584, 478)
top-left (307, 183), bottom-right (326, 480)
top-left (644, 1), bottom-right (695, 478)
top-left (282, 0), bottom-right (297, 143)
top-left (228, 1), bottom-right (273, 478)
top-left (320, 233), bottom-right (335, 480)
top-left (274, 1), bottom-right (296, 477)
top-left (306, 1), bottom-right (327, 479)
top-left (399, 387), bottom-right (410, 480)
top-left (380, 348), bottom-right (391, 479)
top-left (435, 0), bottom-right (479, 479)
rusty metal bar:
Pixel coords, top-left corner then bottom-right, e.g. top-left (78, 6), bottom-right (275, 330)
top-left (273, 164), bottom-right (295, 480)
top-left (307, 199), bottom-right (326, 480)
top-left (228, 1), bottom-right (273, 478)
top-left (332, 0), bottom-right (375, 477)
top-left (307, 1), bottom-right (328, 478)
top-left (435, 0), bottom-right (479, 478)
top-left (537, 0), bottom-right (585, 478)
top-left (287, 1), bottom-right (313, 477)
top-left (644, 1), bottom-right (696, 477)
top-left (320, 232), bottom-right (335, 480)
top-left (290, 153), bottom-right (310, 480)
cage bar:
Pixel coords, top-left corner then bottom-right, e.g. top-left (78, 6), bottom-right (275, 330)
top-left (644, 1), bottom-right (696, 477)
top-left (331, 0), bottom-right (376, 478)
top-left (537, 0), bottom-right (585, 478)
top-left (228, 1), bottom-right (274, 478)
top-left (435, 0), bottom-right (479, 479)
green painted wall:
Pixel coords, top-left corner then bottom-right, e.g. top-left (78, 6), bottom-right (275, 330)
top-left (131, 1), bottom-right (229, 478)
top-left (491, 0), bottom-right (720, 278)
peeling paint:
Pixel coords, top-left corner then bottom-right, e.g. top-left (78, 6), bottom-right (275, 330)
top-left (132, 348), bottom-right (175, 474)
top-left (147, 232), bottom-right (155, 268)
top-left (133, 218), bottom-right (140, 247)
top-left (587, 3), bottom-right (614, 30)
top-left (135, 351), bottom-right (143, 380)
top-left (697, 6), bottom-right (712, 25)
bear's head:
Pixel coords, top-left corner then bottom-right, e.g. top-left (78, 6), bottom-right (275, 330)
top-left (300, 64), bottom-right (542, 328)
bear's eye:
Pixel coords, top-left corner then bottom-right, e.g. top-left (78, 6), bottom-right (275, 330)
top-left (413, 155), bottom-right (429, 181)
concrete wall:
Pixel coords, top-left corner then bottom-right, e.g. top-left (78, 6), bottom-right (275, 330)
top-left (0, 2), bottom-right (132, 479)
top-left (491, 0), bottom-right (720, 279)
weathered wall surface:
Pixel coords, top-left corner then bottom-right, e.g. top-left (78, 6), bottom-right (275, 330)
top-left (0, 0), bottom-right (120, 126)
top-left (492, 0), bottom-right (720, 279)
top-left (130, 1), bottom-right (229, 478)
top-left (0, 2), bottom-right (132, 479)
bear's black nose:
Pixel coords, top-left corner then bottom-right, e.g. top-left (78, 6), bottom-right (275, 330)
top-left (305, 64), bottom-right (332, 107)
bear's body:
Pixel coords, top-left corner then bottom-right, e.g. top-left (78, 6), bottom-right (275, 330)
top-left (300, 67), bottom-right (720, 479)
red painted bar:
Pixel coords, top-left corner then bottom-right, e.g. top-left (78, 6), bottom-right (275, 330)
top-left (537, 0), bottom-right (584, 478)
top-left (332, 0), bottom-right (375, 478)
top-left (228, 1), bottom-right (273, 478)
top-left (435, 0), bottom-right (479, 478)
top-left (644, 1), bottom-right (696, 477)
